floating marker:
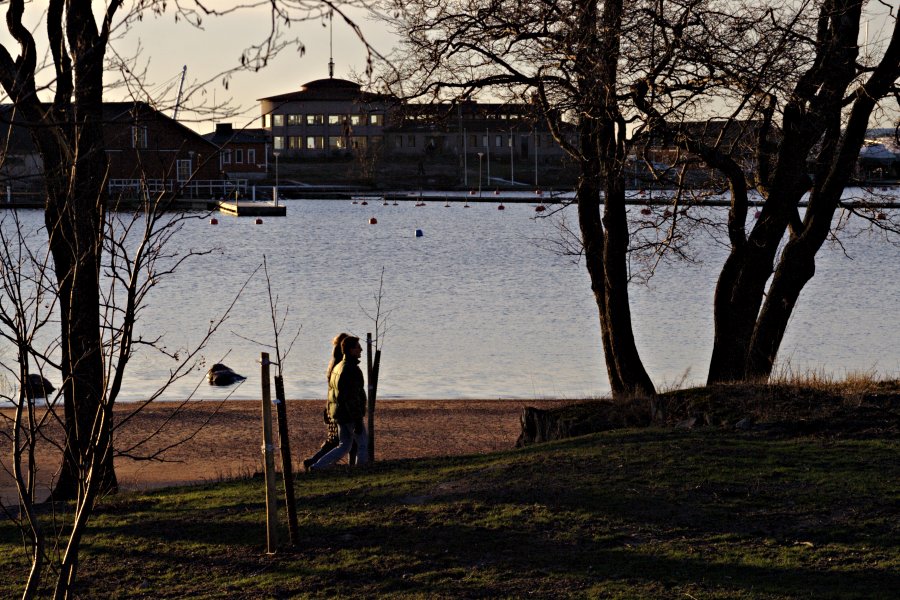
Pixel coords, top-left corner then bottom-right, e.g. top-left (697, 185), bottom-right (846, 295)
top-left (415, 229), bottom-right (424, 237)
top-left (535, 205), bottom-right (546, 213)
top-left (255, 218), bottom-right (263, 224)
top-left (369, 217), bottom-right (378, 224)
top-left (498, 204), bottom-right (505, 210)
top-left (210, 218), bottom-right (219, 225)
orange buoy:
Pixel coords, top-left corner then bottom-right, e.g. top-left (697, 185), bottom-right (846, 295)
top-left (255, 218), bottom-right (263, 224)
top-left (369, 217), bottom-right (378, 224)
top-left (210, 218), bottom-right (218, 225)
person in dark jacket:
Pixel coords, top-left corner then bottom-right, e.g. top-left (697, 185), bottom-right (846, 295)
top-left (302, 333), bottom-right (349, 471)
top-left (309, 335), bottom-right (368, 469)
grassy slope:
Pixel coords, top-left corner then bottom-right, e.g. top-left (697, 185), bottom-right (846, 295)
top-left (1, 420), bottom-right (897, 599)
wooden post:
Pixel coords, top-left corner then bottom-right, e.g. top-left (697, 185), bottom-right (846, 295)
top-left (366, 333), bottom-right (380, 463)
top-left (369, 349), bottom-right (381, 463)
top-left (274, 375), bottom-right (299, 546)
top-left (260, 352), bottom-right (278, 554)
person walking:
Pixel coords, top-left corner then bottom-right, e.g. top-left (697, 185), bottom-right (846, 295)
top-left (309, 335), bottom-right (368, 469)
top-left (303, 333), bottom-right (349, 471)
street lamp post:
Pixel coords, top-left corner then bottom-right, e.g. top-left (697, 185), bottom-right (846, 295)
top-left (273, 151), bottom-right (280, 206)
top-left (477, 152), bottom-right (484, 199)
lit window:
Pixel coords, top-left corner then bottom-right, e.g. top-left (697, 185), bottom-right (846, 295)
top-left (287, 114), bottom-right (303, 125)
top-left (350, 115), bottom-right (363, 126)
top-left (307, 114), bottom-right (324, 125)
top-left (306, 136), bottom-right (325, 149)
top-left (273, 136), bottom-right (284, 150)
top-left (273, 114), bottom-right (284, 127)
top-left (369, 114), bottom-right (384, 126)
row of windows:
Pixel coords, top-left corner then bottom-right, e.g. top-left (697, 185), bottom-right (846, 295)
top-left (403, 112), bottom-right (527, 122)
top-left (221, 148), bottom-right (257, 165)
top-left (267, 113), bottom-right (384, 127)
top-left (273, 136), bottom-right (383, 151)
top-left (464, 133), bottom-right (554, 148)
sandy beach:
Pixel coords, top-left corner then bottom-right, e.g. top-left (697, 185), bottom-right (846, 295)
top-left (1, 398), bottom-right (574, 502)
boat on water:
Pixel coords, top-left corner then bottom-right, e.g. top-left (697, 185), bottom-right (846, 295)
top-left (351, 195), bottom-right (384, 205)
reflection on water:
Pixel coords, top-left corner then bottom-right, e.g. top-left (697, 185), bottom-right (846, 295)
top-left (2, 193), bottom-right (899, 402)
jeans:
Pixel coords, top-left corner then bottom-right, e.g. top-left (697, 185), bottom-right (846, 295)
top-left (311, 422), bottom-right (368, 469)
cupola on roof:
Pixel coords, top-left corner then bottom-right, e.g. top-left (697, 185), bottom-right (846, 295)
top-left (258, 78), bottom-right (393, 104)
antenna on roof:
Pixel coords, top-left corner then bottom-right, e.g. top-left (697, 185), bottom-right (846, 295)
top-left (328, 11), bottom-right (334, 78)
top-left (173, 65), bottom-right (187, 120)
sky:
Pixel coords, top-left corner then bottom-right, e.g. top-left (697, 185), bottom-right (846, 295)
top-left (0, 2), bottom-right (896, 135)
top-left (107, 4), bottom-right (396, 134)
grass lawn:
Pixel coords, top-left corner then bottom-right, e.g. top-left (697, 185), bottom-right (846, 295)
top-left (2, 419), bottom-right (897, 599)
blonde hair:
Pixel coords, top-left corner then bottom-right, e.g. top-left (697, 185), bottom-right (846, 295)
top-left (326, 332), bottom-right (350, 380)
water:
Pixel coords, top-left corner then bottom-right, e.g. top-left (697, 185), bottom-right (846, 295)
top-left (2, 192), bottom-right (899, 402)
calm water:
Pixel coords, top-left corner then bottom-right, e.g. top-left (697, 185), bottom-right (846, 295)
top-left (2, 192), bottom-right (899, 402)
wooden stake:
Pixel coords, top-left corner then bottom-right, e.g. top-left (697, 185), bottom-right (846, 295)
top-left (366, 333), bottom-right (381, 463)
top-left (274, 375), bottom-right (298, 546)
top-left (260, 352), bottom-right (278, 554)
top-left (369, 349), bottom-right (381, 463)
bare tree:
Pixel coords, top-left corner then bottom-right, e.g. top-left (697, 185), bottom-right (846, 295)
top-left (629, 0), bottom-right (900, 382)
top-left (0, 1), bottom-right (376, 597)
top-left (379, 0), bottom-right (657, 399)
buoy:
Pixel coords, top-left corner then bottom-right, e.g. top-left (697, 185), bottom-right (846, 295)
top-left (469, 190), bottom-right (476, 195)
top-left (361, 201), bottom-right (368, 205)
top-left (535, 189), bottom-right (543, 196)
top-left (494, 189), bottom-right (500, 196)
top-left (663, 209), bottom-right (672, 217)
top-left (498, 204), bottom-right (505, 210)
top-left (255, 218), bottom-right (263, 224)
top-left (754, 210), bottom-right (762, 219)
top-left (876, 212), bottom-right (887, 220)
top-left (464, 202), bottom-right (470, 208)
top-left (535, 205), bottom-right (546, 213)
top-left (352, 200), bottom-right (358, 204)
top-left (415, 229), bottom-right (424, 237)
top-left (640, 207), bottom-right (652, 215)
top-left (210, 218), bottom-right (218, 225)
top-left (369, 217), bottom-right (378, 224)
top-left (393, 200), bottom-right (398, 206)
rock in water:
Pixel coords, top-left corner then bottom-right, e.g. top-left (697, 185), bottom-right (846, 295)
top-left (207, 364), bottom-right (247, 386)
top-left (24, 374), bottom-right (55, 399)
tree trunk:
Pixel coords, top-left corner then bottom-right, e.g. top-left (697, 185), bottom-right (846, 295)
top-left (47, 25), bottom-right (115, 502)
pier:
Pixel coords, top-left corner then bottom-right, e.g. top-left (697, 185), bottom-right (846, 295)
top-left (216, 200), bottom-right (287, 217)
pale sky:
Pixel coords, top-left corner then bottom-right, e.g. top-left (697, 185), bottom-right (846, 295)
top-left (0, 2), bottom-right (896, 135)
top-left (108, 4), bottom-right (395, 134)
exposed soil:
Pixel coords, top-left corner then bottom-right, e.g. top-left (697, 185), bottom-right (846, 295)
top-left (0, 398), bottom-right (575, 503)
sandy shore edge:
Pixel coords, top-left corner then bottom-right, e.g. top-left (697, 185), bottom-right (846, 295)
top-left (1, 398), bottom-right (575, 502)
